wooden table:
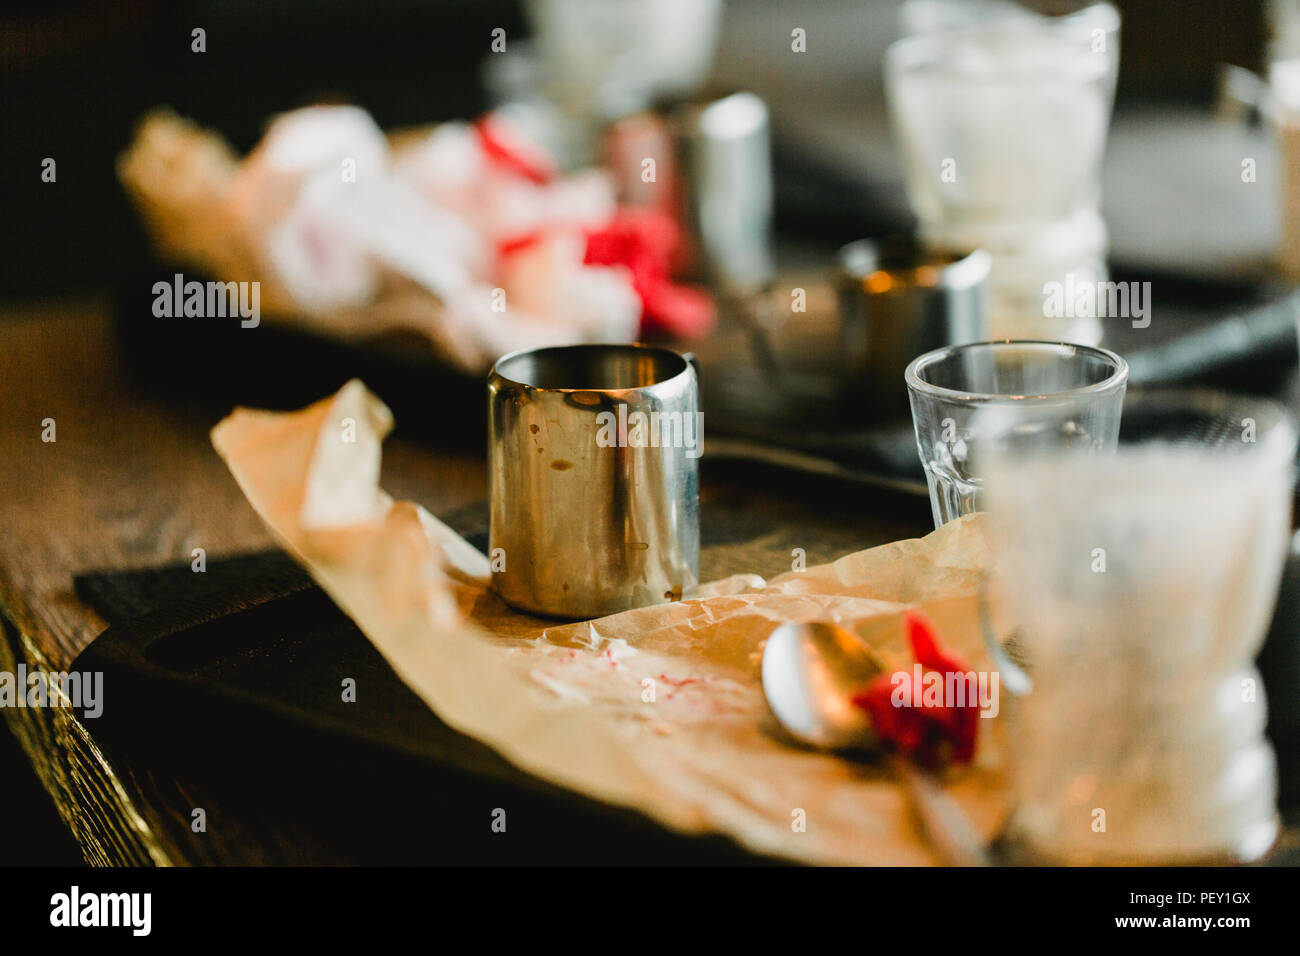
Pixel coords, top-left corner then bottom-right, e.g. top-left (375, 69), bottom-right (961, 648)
top-left (5, 297), bottom-right (1299, 865)
top-left (0, 297), bottom-right (486, 862)
top-left (2, 297), bottom-right (941, 864)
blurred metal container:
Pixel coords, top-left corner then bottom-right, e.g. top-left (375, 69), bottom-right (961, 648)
top-left (671, 91), bottom-right (775, 295)
top-left (836, 237), bottom-right (990, 415)
top-left (488, 344), bottom-right (700, 619)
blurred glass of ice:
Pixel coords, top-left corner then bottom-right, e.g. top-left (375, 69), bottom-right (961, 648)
top-left (525, 0), bottom-right (723, 122)
top-left (983, 412), bottom-right (1298, 862)
top-left (887, 3), bottom-right (1119, 344)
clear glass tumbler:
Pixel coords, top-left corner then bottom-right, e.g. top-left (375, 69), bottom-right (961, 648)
top-left (885, 3), bottom-right (1120, 343)
top-left (905, 340), bottom-right (1127, 527)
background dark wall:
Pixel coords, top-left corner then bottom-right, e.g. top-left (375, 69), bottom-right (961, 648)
top-left (0, 1), bottom-right (1271, 299)
top-left (0, 0), bottom-right (524, 297)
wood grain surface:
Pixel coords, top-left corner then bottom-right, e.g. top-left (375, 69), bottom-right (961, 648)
top-left (0, 298), bottom-right (486, 864)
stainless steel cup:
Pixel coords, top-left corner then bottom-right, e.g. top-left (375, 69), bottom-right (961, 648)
top-left (488, 343), bottom-right (701, 619)
top-left (671, 91), bottom-right (775, 296)
top-left (837, 237), bottom-right (990, 416)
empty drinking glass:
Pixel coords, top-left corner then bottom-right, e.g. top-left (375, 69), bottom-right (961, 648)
top-left (984, 396), bottom-right (1298, 862)
top-left (905, 340), bottom-right (1127, 527)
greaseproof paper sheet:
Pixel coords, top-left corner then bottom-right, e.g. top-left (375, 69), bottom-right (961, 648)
top-left (212, 380), bottom-right (1008, 864)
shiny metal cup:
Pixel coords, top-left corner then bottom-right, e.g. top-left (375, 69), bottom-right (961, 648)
top-left (837, 237), bottom-right (990, 416)
top-left (488, 344), bottom-right (701, 619)
top-left (671, 91), bottom-right (775, 295)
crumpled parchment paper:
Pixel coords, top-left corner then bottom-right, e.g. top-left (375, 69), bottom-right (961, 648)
top-left (212, 379), bottom-right (1009, 864)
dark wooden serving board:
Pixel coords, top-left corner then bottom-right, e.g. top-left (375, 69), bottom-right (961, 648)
top-left (71, 553), bottom-right (762, 865)
top-left (65, 478), bottom-right (933, 865)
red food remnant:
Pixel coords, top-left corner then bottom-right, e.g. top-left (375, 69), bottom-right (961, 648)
top-left (496, 230), bottom-right (545, 259)
top-left (658, 673), bottom-right (696, 686)
top-left (657, 673), bottom-right (712, 698)
top-left (583, 207), bottom-right (716, 339)
top-left (475, 115), bottom-right (555, 185)
top-left (850, 611), bottom-right (980, 769)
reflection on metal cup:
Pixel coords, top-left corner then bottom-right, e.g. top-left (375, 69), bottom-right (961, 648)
top-left (488, 343), bottom-right (700, 619)
top-left (1272, 58), bottom-right (1300, 280)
